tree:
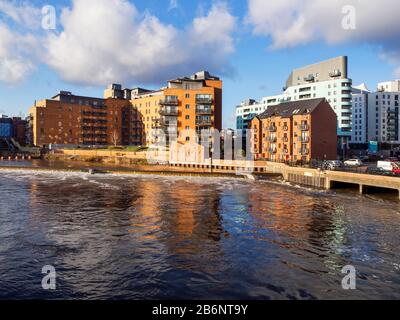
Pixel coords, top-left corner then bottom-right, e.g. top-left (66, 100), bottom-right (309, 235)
top-left (111, 129), bottom-right (120, 147)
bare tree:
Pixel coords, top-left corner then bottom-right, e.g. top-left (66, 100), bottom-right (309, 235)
top-left (111, 129), bottom-right (120, 147)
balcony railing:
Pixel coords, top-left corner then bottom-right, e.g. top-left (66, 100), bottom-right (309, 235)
top-left (269, 125), bottom-right (277, 132)
top-left (158, 118), bottom-right (178, 128)
top-left (304, 75), bottom-right (315, 82)
top-left (299, 136), bottom-right (310, 143)
top-left (299, 124), bottom-right (309, 131)
top-left (196, 97), bottom-right (213, 104)
top-left (269, 136), bottom-right (277, 142)
top-left (196, 119), bottom-right (212, 126)
top-left (160, 97), bottom-right (179, 105)
top-left (196, 108), bottom-right (212, 115)
top-left (159, 107), bottom-right (178, 116)
top-left (329, 70), bottom-right (342, 78)
top-left (268, 148), bottom-right (277, 154)
top-left (300, 148), bottom-right (310, 155)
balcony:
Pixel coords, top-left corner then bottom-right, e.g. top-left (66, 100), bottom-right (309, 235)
top-left (160, 97), bottom-right (179, 105)
top-left (196, 97), bottom-right (213, 104)
top-left (269, 148), bottom-right (277, 154)
top-left (300, 148), bottom-right (310, 155)
top-left (299, 124), bottom-right (309, 131)
top-left (196, 107), bottom-right (213, 115)
top-left (159, 107), bottom-right (178, 116)
top-left (300, 136), bottom-right (310, 143)
top-left (304, 74), bottom-right (315, 82)
top-left (158, 118), bottom-right (178, 128)
top-left (269, 136), bottom-right (277, 142)
top-left (196, 118), bottom-right (212, 126)
top-left (329, 70), bottom-right (342, 78)
top-left (269, 125), bottom-right (277, 132)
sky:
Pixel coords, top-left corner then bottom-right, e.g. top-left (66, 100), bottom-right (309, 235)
top-left (0, 0), bottom-right (399, 128)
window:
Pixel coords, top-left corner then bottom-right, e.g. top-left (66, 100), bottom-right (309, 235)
top-left (185, 94), bottom-right (190, 98)
top-left (185, 137), bottom-right (190, 141)
top-left (186, 104), bottom-right (190, 109)
top-left (185, 115), bottom-right (190, 120)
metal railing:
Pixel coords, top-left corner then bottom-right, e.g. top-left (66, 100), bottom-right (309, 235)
top-left (159, 108), bottom-right (178, 116)
top-left (196, 108), bottom-right (212, 115)
top-left (196, 98), bottom-right (213, 104)
top-left (160, 98), bottom-right (179, 105)
top-left (299, 124), bottom-right (309, 131)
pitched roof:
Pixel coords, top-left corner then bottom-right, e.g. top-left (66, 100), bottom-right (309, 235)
top-left (257, 98), bottom-right (326, 119)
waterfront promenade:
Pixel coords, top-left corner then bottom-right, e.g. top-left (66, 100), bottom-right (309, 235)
top-left (170, 160), bottom-right (400, 199)
top-left (2, 147), bottom-right (399, 198)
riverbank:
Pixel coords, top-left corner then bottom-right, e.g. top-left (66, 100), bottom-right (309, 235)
top-left (0, 160), bottom-right (252, 179)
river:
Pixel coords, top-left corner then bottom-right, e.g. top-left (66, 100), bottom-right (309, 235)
top-left (0, 163), bottom-right (399, 299)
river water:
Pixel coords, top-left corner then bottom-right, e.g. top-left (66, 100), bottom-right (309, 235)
top-left (0, 165), bottom-right (399, 300)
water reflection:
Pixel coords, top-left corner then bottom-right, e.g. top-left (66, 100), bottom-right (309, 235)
top-left (0, 170), bottom-right (400, 299)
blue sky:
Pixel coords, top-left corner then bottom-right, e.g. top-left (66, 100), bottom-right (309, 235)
top-left (0, 0), bottom-right (399, 128)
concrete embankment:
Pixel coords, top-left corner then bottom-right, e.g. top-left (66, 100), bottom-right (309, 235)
top-left (14, 148), bottom-right (400, 199)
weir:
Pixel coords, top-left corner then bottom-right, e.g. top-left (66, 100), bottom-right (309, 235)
top-left (169, 160), bottom-right (400, 199)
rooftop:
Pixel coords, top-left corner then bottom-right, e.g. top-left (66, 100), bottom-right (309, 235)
top-left (257, 98), bottom-right (326, 119)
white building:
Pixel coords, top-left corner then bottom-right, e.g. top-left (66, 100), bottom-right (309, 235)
top-left (236, 56), bottom-right (352, 145)
top-left (351, 83), bottom-right (370, 144)
top-left (351, 80), bottom-right (400, 146)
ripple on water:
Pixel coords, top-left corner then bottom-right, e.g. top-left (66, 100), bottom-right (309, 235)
top-left (0, 169), bottom-right (400, 299)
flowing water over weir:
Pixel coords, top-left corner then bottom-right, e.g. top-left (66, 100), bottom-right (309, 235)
top-left (0, 167), bottom-right (400, 299)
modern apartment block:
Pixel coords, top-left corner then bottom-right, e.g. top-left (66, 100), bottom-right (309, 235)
top-left (351, 83), bottom-right (371, 145)
top-left (236, 56), bottom-right (352, 145)
top-left (250, 98), bottom-right (337, 162)
top-left (29, 71), bottom-right (221, 149)
top-left (105, 71), bottom-right (222, 147)
top-left (351, 80), bottom-right (400, 146)
top-left (29, 91), bottom-right (137, 147)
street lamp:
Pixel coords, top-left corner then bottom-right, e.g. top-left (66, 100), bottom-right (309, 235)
top-left (210, 147), bottom-right (214, 173)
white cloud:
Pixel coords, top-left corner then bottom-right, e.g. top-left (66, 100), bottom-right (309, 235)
top-left (246, 0), bottom-right (400, 76)
top-left (44, 0), bottom-right (236, 86)
top-left (168, 0), bottom-right (178, 11)
top-left (0, 0), bottom-right (41, 29)
top-left (0, 23), bottom-right (38, 83)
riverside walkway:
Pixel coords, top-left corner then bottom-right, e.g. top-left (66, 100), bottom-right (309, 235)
top-left (170, 160), bottom-right (400, 199)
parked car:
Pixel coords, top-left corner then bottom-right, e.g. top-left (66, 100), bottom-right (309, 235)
top-left (377, 161), bottom-right (400, 175)
top-left (322, 160), bottom-right (343, 170)
top-left (344, 159), bottom-right (363, 167)
top-left (366, 167), bottom-right (394, 176)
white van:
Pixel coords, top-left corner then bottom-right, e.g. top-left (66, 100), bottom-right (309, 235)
top-left (377, 161), bottom-right (400, 173)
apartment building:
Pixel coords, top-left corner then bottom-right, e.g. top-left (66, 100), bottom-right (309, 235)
top-left (236, 56), bottom-right (352, 146)
top-left (250, 98), bottom-right (337, 162)
top-left (351, 80), bottom-right (400, 147)
top-left (351, 83), bottom-right (370, 145)
top-left (29, 91), bottom-right (137, 147)
top-left (105, 71), bottom-right (222, 147)
top-left (0, 115), bottom-right (27, 146)
top-left (28, 71), bottom-right (222, 148)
